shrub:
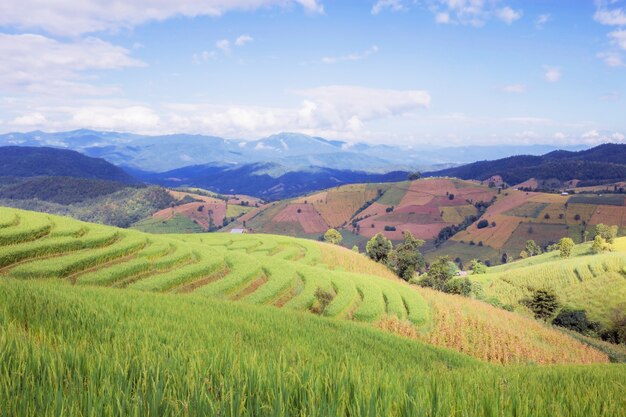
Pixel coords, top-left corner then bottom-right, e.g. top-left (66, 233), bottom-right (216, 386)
top-left (600, 304), bottom-right (626, 344)
top-left (470, 259), bottom-right (487, 275)
top-left (594, 224), bottom-right (618, 243)
top-left (443, 277), bottom-right (472, 296)
top-left (524, 289), bottom-right (560, 321)
top-left (311, 287), bottom-right (334, 315)
top-left (553, 308), bottom-right (599, 335)
top-left (323, 228), bottom-right (342, 245)
top-left (557, 237), bottom-right (574, 258)
top-left (476, 220), bottom-right (489, 229)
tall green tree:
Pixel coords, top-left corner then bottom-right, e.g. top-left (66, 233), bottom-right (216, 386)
top-left (390, 232), bottom-right (425, 281)
top-left (419, 256), bottom-right (455, 291)
top-left (366, 233), bottom-right (393, 263)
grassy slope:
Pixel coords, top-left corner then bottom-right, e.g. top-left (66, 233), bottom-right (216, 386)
top-left (471, 239), bottom-right (626, 325)
top-left (2, 279), bottom-right (624, 417)
top-left (0, 206), bottom-right (610, 365)
top-left (0, 207), bottom-right (625, 415)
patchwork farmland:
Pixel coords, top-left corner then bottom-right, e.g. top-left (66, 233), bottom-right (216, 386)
top-left (227, 178), bottom-right (497, 246)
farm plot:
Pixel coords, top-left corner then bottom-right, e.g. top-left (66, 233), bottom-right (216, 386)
top-left (272, 203), bottom-right (328, 234)
top-left (569, 194), bottom-right (625, 206)
top-left (504, 202), bottom-right (549, 218)
top-left (502, 222), bottom-right (570, 254)
top-left (589, 205), bottom-right (626, 227)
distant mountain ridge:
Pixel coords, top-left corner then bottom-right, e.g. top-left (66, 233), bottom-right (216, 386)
top-left (0, 129), bottom-right (587, 173)
top-left (425, 143), bottom-right (626, 186)
top-left (130, 162), bottom-right (410, 200)
top-left (0, 146), bottom-right (136, 184)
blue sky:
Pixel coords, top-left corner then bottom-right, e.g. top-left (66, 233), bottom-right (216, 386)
top-left (0, 0), bottom-right (625, 146)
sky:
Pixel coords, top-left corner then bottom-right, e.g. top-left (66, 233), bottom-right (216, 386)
top-left (0, 0), bottom-right (625, 147)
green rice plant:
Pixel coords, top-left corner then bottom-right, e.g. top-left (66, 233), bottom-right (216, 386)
top-left (9, 234), bottom-right (147, 279)
top-left (352, 278), bottom-right (386, 321)
top-left (244, 263), bottom-right (297, 304)
top-left (128, 252), bottom-right (226, 292)
top-left (0, 213), bottom-right (18, 228)
top-left (377, 281), bottom-right (408, 320)
top-left (324, 277), bottom-right (359, 318)
top-left (196, 253), bottom-right (263, 298)
top-left (284, 267), bottom-right (332, 310)
top-left (1, 279), bottom-right (622, 417)
top-left (0, 213), bottom-right (52, 245)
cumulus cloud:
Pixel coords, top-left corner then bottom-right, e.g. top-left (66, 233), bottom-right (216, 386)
top-left (609, 29), bottom-right (626, 50)
top-left (216, 39), bottom-right (231, 54)
top-left (0, 34), bottom-right (144, 97)
top-left (235, 35), bottom-right (254, 46)
top-left (371, 0), bottom-right (406, 15)
top-left (543, 66), bottom-right (561, 82)
top-left (322, 45), bottom-right (379, 64)
top-left (594, 4), bottom-right (626, 26)
top-left (0, 85), bottom-right (431, 139)
top-left (598, 51), bottom-right (625, 67)
top-left (495, 7), bottom-right (522, 24)
top-left (426, 0), bottom-right (522, 26)
top-left (0, 0), bottom-right (324, 36)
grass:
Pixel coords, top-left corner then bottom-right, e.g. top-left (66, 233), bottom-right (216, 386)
top-left (569, 194), bottom-right (625, 206)
top-left (1, 206), bottom-right (625, 415)
top-left (473, 239), bottom-right (626, 325)
top-left (2, 279), bottom-right (624, 417)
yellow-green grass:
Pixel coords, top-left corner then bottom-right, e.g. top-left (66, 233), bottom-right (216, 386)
top-left (0, 206), bottom-right (609, 367)
top-left (2, 279), bottom-right (624, 417)
top-left (474, 239), bottom-right (626, 325)
top-left (226, 203), bottom-right (253, 218)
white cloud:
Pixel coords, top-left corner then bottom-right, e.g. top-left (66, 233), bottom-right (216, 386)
top-left (612, 132), bottom-right (625, 141)
top-left (609, 30), bottom-right (626, 50)
top-left (425, 0), bottom-right (523, 27)
top-left (435, 12), bottom-right (451, 24)
top-left (0, 85), bottom-right (431, 139)
top-left (371, 0), bottom-right (406, 15)
top-left (543, 66), bottom-right (561, 82)
top-left (554, 132), bottom-right (567, 140)
top-left (0, 0), bottom-right (324, 36)
top-left (582, 129), bottom-right (600, 140)
top-left (216, 39), bottom-right (231, 54)
top-left (594, 7), bottom-right (626, 26)
top-left (0, 34), bottom-right (144, 97)
top-left (501, 84), bottom-right (527, 94)
top-left (235, 35), bottom-right (254, 47)
top-left (535, 13), bottom-right (550, 27)
top-left (598, 51), bottom-right (625, 67)
top-left (11, 112), bottom-right (47, 127)
top-left (322, 45), bottom-right (379, 64)
top-left (495, 7), bottom-right (522, 24)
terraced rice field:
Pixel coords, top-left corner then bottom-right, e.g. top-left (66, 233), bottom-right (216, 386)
top-left (0, 206), bottom-right (610, 366)
top-left (472, 239), bottom-right (626, 326)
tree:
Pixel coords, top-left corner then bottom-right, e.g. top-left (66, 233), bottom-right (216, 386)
top-left (390, 232), bottom-right (425, 281)
top-left (591, 235), bottom-right (609, 254)
top-left (419, 256), bottom-right (455, 291)
top-left (366, 233), bottom-right (392, 263)
top-left (408, 171), bottom-right (421, 181)
top-left (594, 224), bottom-right (618, 244)
top-left (557, 237), bottom-right (574, 258)
top-left (323, 228), bottom-right (342, 245)
top-left (525, 240), bottom-right (542, 257)
top-left (470, 259), bottom-right (487, 275)
top-left (477, 219), bottom-right (489, 229)
top-left (525, 289), bottom-right (560, 320)
top-left (553, 308), bottom-right (598, 334)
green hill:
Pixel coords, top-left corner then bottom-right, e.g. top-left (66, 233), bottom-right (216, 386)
top-left (470, 239), bottom-right (626, 328)
top-left (1, 206), bottom-right (625, 416)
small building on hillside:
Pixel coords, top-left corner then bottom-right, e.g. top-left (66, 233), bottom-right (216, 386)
top-left (230, 228), bottom-right (247, 234)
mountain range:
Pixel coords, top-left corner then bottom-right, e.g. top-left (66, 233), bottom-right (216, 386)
top-left (0, 129), bottom-right (587, 173)
top-left (426, 143), bottom-right (626, 187)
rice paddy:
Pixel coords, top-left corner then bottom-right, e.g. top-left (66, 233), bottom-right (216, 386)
top-left (1, 206), bottom-right (625, 416)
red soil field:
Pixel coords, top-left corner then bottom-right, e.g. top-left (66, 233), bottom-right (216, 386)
top-left (272, 203), bottom-right (329, 234)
